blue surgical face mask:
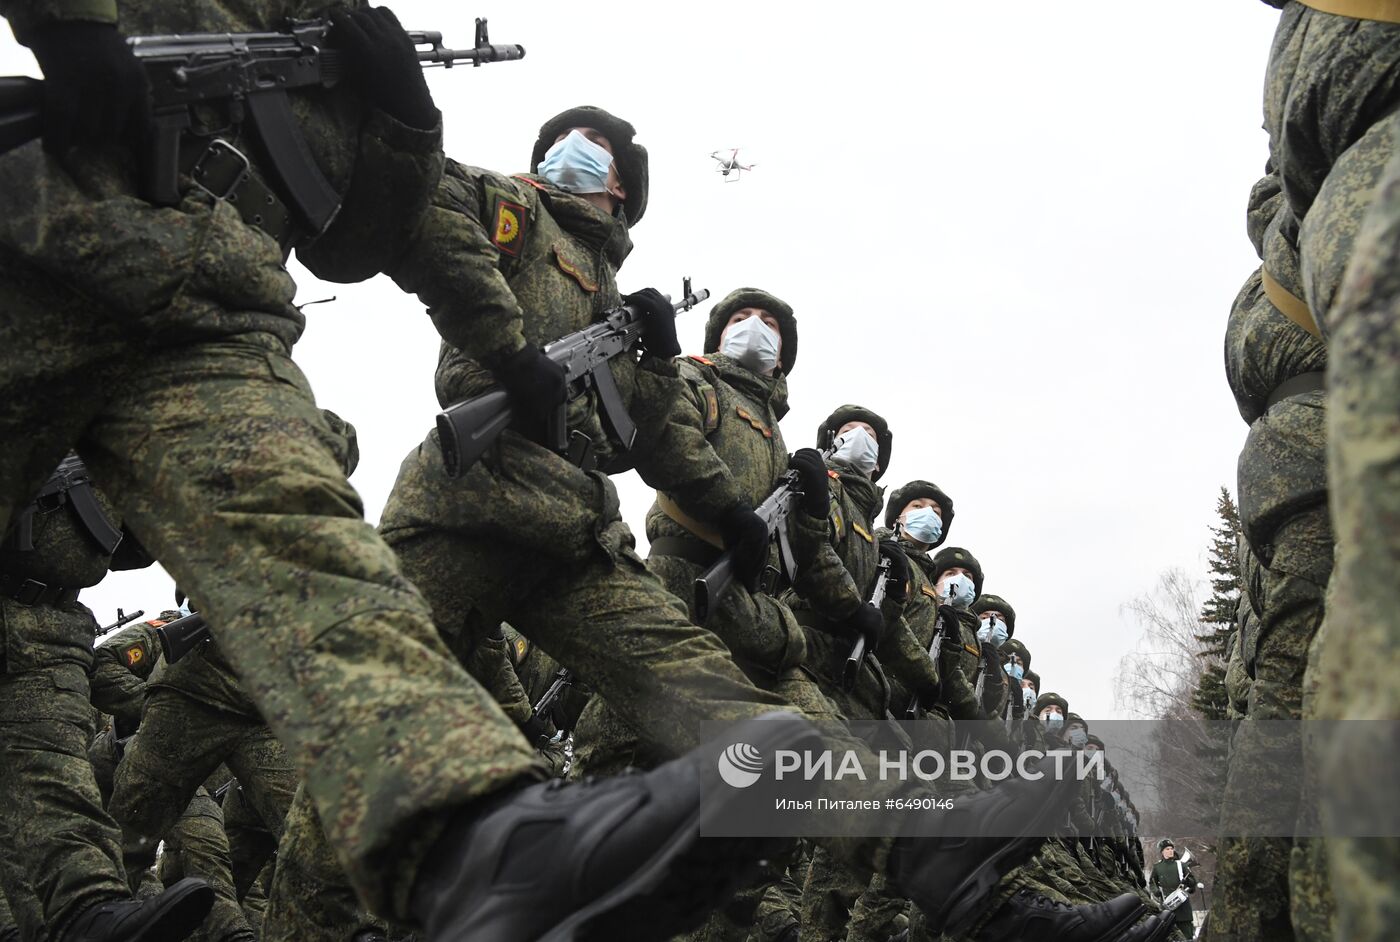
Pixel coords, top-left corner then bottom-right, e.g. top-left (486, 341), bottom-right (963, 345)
top-left (901, 506), bottom-right (942, 546)
top-left (1023, 686), bottom-right (1036, 708)
top-left (1041, 710), bottom-right (1064, 731)
top-left (720, 315), bottom-right (781, 375)
top-left (940, 572), bottom-right (975, 608)
top-left (537, 129), bottom-right (614, 194)
top-left (1004, 661), bottom-right (1024, 682)
top-left (832, 426), bottom-right (879, 477)
top-left (1068, 727), bottom-right (1089, 748)
top-left (178, 598), bottom-right (193, 618)
top-left (977, 616), bottom-right (1009, 647)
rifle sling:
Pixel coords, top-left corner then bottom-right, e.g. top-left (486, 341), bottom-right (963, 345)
top-left (654, 494), bottom-right (726, 550)
top-left (648, 535), bottom-right (722, 568)
top-left (1299, 0), bottom-right (1400, 22)
top-left (181, 139), bottom-right (299, 254)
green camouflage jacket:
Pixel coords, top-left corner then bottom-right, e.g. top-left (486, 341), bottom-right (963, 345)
top-left (0, 0), bottom-right (443, 346)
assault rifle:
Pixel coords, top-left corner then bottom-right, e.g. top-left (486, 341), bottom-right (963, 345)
top-left (437, 279), bottom-right (710, 477)
top-left (155, 610), bottom-right (211, 664)
top-left (693, 444), bottom-right (836, 624)
top-left (100, 608), bottom-right (146, 635)
top-left (532, 668), bottom-right (573, 719)
top-left (841, 549), bottom-right (894, 690)
top-left (0, 18), bottom-right (523, 230)
top-left (905, 605), bottom-right (951, 718)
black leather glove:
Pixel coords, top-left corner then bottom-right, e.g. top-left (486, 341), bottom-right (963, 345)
top-left (843, 602), bottom-right (884, 651)
top-left (497, 345), bottom-right (566, 437)
top-left (330, 6), bottom-right (438, 130)
top-left (718, 503), bottom-right (770, 590)
top-left (29, 20), bottom-right (147, 154)
top-left (878, 539), bottom-right (911, 602)
top-left (787, 448), bottom-right (829, 518)
top-left (624, 288), bottom-right (680, 359)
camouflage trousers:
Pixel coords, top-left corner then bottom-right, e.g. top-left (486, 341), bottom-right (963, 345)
top-left (0, 600), bottom-right (128, 938)
top-left (155, 782), bottom-right (251, 942)
top-left (109, 689), bottom-right (298, 941)
top-left (0, 316), bottom-right (540, 917)
top-left (1211, 509), bottom-right (1334, 942)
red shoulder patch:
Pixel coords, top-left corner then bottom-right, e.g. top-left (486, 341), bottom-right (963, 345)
top-left (512, 174), bottom-right (547, 191)
top-left (124, 644), bottom-right (146, 667)
top-left (687, 354), bottom-right (714, 366)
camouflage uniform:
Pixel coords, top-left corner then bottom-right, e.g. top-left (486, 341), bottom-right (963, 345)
top-left (0, 458), bottom-right (140, 938)
top-left (1257, 6), bottom-right (1400, 936)
top-left (266, 168), bottom-right (808, 939)
top-left (0, 0), bottom-right (546, 921)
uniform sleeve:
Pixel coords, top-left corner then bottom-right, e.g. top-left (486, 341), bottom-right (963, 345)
top-left (386, 162), bottom-right (529, 370)
top-left (1, 0), bottom-right (117, 43)
top-left (629, 365), bottom-right (746, 523)
top-left (939, 629), bottom-right (982, 722)
top-left (875, 616), bottom-right (940, 705)
top-left (786, 505), bottom-right (863, 624)
top-left (296, 108), bottom-right (444, 284)
top-left (464, 632), bottom-right (535, 728)
top-left (90, 622), bottom-right (162, 729)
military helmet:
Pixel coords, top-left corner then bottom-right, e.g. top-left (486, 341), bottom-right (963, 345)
top-left (1023, 669), bottom-right (1041, 694)
top-left (1035, 691), bottom-right (1069, 715)
top-left (971, 593), bottom-right (1016, 636)
top-left (531, 105), bottom-right (649, 226)
top-left (883, 480), bottom-right (954, 544)
top-left (1000, 638), bottom-right (1031, 672)
top-left (704, 288), bottom-right (798, 375)
top-left (930, 546), bottom-right (984, 597)
top-left (1157, 838), bottom-right (1174, 852)
top-left (817, 404), bottom-right (892, 481)
top-left (1065, 711), bottom-right (1088, 732)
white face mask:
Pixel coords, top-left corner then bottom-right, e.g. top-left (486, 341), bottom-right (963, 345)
top-left (832, 426), bottom-right (879, 476)
top-left (939, 572), bottom-right (976, 608)
top-left (537, 129), bottom-right (614, 194)
top-left (900, 506), bottom-right (942, 546)
top-left (720, 316), bottom-right (781, 375)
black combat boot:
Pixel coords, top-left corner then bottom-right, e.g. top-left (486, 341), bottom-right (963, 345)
top-left (976, 891), bottom-right (1147, 941)
top-left (886, 753), bottom-right (1084, 935)
top-left (411, 712), bottom-right (821, 942)
top-left (1110, 910), bottom-right (1183, 942)
top-left (60, 877), bottom-right (213, 942)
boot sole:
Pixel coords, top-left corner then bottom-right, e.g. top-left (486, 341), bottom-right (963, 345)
top-left (934, 778), bottom-right (1082, 935)
top-left (127, 878), bottom-right (214, 942)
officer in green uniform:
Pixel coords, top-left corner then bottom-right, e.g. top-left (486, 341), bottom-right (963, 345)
top-left (1148, 840), bottom-right (1197, 940)
top-left (0, 456), bottom-right (213, 940)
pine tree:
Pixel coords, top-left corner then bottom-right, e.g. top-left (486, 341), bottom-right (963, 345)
top-left (1191, 488), bottom-right (1241, 720)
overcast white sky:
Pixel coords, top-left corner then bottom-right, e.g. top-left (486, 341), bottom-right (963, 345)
top-left (4, 2), bottom-right (1281, 719)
